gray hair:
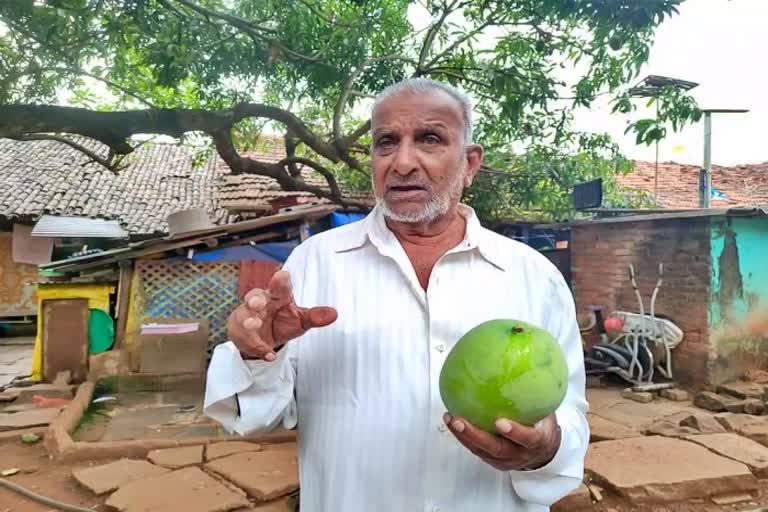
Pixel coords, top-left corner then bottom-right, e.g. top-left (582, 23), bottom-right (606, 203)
top-left (372, 77), bottom-right (474, 145)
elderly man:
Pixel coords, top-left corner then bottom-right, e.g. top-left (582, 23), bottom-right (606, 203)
top-left (204, 78), bottom-right (589, 511)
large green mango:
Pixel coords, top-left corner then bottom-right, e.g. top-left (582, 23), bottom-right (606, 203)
top-left (439, 319), bottom-right (569, 433)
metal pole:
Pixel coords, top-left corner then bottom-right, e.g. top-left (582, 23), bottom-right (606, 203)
top-left (655, 101), bottom-right (659, 200)
top-left (703, 112), bottom-right (712, 208)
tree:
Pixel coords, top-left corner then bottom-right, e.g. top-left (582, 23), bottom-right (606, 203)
top-left (0, 0), bottom-right (699, 219)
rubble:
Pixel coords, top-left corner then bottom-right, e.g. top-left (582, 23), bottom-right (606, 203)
top-left (694, 391), bottom-right (735, 412)
top-left (717, 381), bottom-right (765, 400)
top-left (679, 414), bottom-right (727, 433)
top-left (660, 388), bottom-right (690, 401)
top-left (620, 389), bottom-right (653, 404)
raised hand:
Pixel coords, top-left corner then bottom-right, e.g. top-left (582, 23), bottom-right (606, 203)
top-left (227, 270), bottom-right (338, 360)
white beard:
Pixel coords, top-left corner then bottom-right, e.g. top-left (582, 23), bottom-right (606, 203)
top-left (375, 168), bottom-right (465, 224)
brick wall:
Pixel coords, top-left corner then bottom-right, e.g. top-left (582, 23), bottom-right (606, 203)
top-left (571, 217), bottom-right (712, 388)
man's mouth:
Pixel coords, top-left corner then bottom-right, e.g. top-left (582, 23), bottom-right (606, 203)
top-left (388, 185), bottom-right (426, 192)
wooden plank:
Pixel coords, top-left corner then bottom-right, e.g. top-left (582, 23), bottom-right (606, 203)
top-left (42, 299), bottom-right (89, 383)
top-left (114, 261), bottom-right (134, 350)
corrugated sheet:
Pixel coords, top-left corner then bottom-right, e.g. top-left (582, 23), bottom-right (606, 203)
top-left (31, 214), bottom-right (129, 238)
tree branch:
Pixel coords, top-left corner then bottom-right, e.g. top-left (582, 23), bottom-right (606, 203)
top-left (169, 0), bottom-right (324, 64)
top-left (10, 134), bottom-right (122, 173)
top-left (417, 0), bottom-right (461, 71)
top-left (9, 67), bottom-right (157, 108)
top-left (333, 54), bottom-right (417, 147)
top-left (279, 157), bottom-right (342, 200)
top-left (232, 103), bottom-right (340, 162)
top-left (347, 120), bottom-right (371, 144)
top-left (170, 0), bottom-right (278, 34)
top-left (283, 130), bottom-right (302, 178)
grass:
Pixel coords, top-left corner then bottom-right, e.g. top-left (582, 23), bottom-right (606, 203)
top-left (71, 376), bottom-right (118, 441)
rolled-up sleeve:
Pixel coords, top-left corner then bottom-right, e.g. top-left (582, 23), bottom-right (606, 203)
top-left (203, 340), bottom-right (298, 436)
top-left (508, 270), bottom-right (590, 506)
top-left (203, 249), bottom-right (307, 437)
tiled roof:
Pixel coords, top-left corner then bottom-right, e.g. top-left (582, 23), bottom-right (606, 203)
top-left (216, 140), bottom-right (374, 212)
top-left (0, 136), bottom-right (372, 235)
top-left (218, 159), bottom-right (373, 212)
top-left (619, 161), bottom-right (768, 209)
top-left (0, 137), bottom-right (226, 236)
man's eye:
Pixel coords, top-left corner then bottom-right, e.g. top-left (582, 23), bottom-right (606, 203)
top-left (424, 135), bottom-right (440, 145)
top-left (377, 137), bottom-right (394, 148)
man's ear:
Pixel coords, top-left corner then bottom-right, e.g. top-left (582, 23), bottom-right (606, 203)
top-left (464, 144), bottom-right (484, 187)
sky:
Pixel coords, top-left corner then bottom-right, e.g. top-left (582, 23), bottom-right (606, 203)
top-left (24, 0), bottom-right (768, 167)
top-left (570, 0), bottom-right (768, 166)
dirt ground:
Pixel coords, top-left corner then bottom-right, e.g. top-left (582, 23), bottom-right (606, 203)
top-left (0, 440), bottom-right (107, 512)
top-left (2, 439), bottom-right (768, 512)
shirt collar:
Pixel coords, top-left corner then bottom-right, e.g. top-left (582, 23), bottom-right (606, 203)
top-left (332, 203), bottom-right (507, 271)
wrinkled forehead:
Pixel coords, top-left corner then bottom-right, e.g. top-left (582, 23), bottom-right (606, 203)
top-left (371, 90), bottom-right (465, 135)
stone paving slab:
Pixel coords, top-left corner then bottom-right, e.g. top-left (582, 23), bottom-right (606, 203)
top-left (586, 436), bottom-right (758, 503)
top-left (588, 414), bottom-right (642, 442)
top-left (0, 407), bottom-right (62, 431)
top-left (0, 389), bottom-right (20, 402)
top-left (587, 388), bottom-right (707, 431)
top-left (148, 445), bottom-right (204, 468)
top-left (207, 441), bottom-right (262, 461)
top-left (233, 498), bottom-right (293, 511)
top-left (205, 447), bottom-right (298, 501)
top-left (73, 458), bottom-right (171, 495)
top-left (552, 484), bottom-right (591, 511)
top-left (106, 466), bottom-right (249, 512)
top-left (684, 433), bottom-right (768, 478)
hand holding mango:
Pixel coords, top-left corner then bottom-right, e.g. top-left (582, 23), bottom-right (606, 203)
top-left (439, 319), bottom-right (568, 471)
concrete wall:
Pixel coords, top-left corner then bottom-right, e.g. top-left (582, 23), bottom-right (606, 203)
top-left (708, 217), bottom-right (768, 384)
top-left (571, 218), bottom-right (712, 388)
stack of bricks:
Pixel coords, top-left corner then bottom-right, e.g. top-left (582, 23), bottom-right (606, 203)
top-left (571, 217), bottom-right (712, 388)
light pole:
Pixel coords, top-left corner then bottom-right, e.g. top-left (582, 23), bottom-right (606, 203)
top-left (699, 109), bottom-right (749, 208)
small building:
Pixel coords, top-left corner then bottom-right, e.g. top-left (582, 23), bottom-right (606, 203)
top-left (31, 205), bottom-right (346, 383)
top-left (0, 136), bottom-right (371, 324)
top-left (564, 207), bottom-right (768, 389)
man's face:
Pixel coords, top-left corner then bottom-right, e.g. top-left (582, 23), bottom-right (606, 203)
top-left (370, 91), bottom-right (483, 224)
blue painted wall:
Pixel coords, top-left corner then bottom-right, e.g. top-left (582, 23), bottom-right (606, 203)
top-left (709, 216), bottom-right (768, 383)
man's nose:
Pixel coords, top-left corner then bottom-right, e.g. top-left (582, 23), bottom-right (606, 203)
top-left (391, 140), bottom-right (419, 176)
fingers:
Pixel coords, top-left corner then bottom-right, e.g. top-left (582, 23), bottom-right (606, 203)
top-left (298, 306), bottom-right (338, 330)
top-left (229, 304), bottom-right (274, 360)
top-left (267, 270), bottom-right (294, 309)
top-left (445, 414), bottom-right (520, 460)
top-left (494, 418), bottom-right (544, 449)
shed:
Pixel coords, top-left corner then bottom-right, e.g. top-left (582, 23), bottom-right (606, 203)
top-left (554, 207), bottom-right (768, 389)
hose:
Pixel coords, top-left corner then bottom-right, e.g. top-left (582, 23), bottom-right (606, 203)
top-left (0, 477), bottom-right (96, 512)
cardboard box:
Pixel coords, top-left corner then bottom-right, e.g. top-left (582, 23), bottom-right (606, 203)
top-left (133, 318), bottom-right (209, 375)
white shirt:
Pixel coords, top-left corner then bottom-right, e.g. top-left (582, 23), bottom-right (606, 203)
top-left (204, 204), bottom-right (589, 512)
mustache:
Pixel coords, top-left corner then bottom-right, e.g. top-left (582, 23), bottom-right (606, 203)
top-left (384, 174), bottom-right (431, 189)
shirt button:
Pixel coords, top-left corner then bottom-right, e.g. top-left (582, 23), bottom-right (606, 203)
top-left (433, 507), bottom-right (442, 512)
top-left (438, 424), bottom-right (448, 433)
top-left (435, 343), bottom-right (446, 352)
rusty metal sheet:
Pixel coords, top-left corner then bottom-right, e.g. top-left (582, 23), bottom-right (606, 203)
top-left (0, 233), bottom-right (38, 317)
